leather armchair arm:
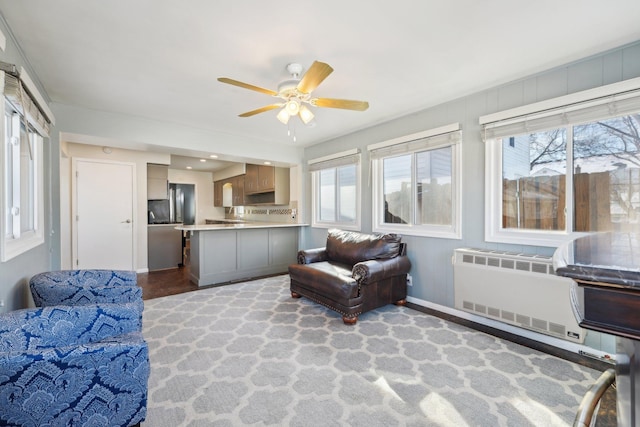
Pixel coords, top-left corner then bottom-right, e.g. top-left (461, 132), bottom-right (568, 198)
top-left (352, 256), bottom-right (412, 284)
top-left (297, 248), bottom-right (329, 264)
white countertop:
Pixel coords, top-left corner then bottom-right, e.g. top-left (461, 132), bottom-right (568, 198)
top-left (176, 222), bottom-right (308, 231)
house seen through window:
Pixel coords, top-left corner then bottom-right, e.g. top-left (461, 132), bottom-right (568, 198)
top-left (370, 124), bottom-right (462, 239)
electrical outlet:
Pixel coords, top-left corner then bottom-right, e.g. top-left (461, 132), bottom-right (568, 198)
top-left (0, 299), bottom-right (4, 307)
top-left (406, 274), bottom-right (412, 286)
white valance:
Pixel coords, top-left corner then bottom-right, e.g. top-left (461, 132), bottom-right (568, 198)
top-left (480, 77), bottom-right (640, 141)
top-left (308, 149), bottom-right (360, 172)
top-left (368, 123), bottom-right (461, 160)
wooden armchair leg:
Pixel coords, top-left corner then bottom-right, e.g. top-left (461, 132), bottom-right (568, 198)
top-left (291, 291), bottom-right (302, 298)
top-left (394, 299), bottom-right (407, 306)
top-left (342, 315), bottom-right (358, 325)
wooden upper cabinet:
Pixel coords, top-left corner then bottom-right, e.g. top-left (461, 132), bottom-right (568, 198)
top-left (213, 180), bottom-right (223, 207)
top-left (245, 164), bottom-right (275, 195)
top-left (244, 164), bottom-right (258, 194)
top-left (258, 165), bottom-right (275, 192)
top-left (214, 176), bottom-right (245, 206)
top-left (215, 165), bottom-right (289, 206)
top-left (232, 175), bottom-right (245, 206)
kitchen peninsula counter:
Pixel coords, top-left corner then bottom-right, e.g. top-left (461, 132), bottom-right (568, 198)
top-left (176, 222), bottom-right (307, 286)
top-left (176, 222), bottom-right (306, 231)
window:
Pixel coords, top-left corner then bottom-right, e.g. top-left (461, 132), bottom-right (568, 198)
top-left (482, 79), bottom-right (640, 247)
top-left (310, 150), bottom-right (360, 230)
top-left (0, 68), bottom-right (52, 261)
top-left (370, 124), bottom-right (462, 238)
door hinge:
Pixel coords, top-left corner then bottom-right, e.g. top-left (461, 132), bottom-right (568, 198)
top-left (76, 259), bottom-right (79, 266)
top-left (76, 171), bottom-right (79, 177)
top-left (76, 215), bottom-right (79, 221)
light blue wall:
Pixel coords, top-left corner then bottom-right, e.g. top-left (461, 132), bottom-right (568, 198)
top-left (300, 41), bottom-right (640, 307)
top-left (0, 16), bottom-right (59, 312)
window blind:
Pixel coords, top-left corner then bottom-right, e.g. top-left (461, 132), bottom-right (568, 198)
top-left (308, 149), bottom-right (360, 172)
top-left (1, 63), bottom-right (52, 136)
top-left (369, 130), bottom-right (461, 160)
top-left (481, 86), bottom-right (640, 141)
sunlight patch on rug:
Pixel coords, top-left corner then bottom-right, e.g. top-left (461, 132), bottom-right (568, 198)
top-left (421, 392), bottom-right (470, 427)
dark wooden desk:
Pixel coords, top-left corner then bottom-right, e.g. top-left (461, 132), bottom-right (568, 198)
top-left (554, 232), bottom-right (640, 427)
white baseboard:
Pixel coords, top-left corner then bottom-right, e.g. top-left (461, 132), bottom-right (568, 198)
top-left (406, 296), bottom-right (615, 362)
top-left (136, 268), bottom-right (149, 274)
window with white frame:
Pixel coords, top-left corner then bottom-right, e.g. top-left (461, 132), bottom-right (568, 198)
top-left (369, 123), bottom-right (462, 239)
top-left (482, 78), bottom-right (640, 247)
top-left (1, 68), bottom-right (52, 261)
top-left (310, 149), bottom-right (360, 230)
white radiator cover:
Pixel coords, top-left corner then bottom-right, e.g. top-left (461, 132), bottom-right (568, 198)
top-left (453, 248), bottom-right (584, 343)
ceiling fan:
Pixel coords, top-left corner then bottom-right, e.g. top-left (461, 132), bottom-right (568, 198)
top-left (217, 61), bottom-right (369, 125)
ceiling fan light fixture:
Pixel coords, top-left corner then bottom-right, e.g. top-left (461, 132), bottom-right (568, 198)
top-left (277, 108), bottom-right (290, 124)
top-left (299, 105), bottom-right (314, 124)
top-left (286, 98), bottom-right (300, 115)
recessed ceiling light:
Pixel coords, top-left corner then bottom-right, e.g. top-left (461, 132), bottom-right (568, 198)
top-left (209, 154), bottom-right (218, 158)
top-left (264, 161), bottom-right (271, 165)
top-left (200, 159), bottom-right (206, 162)
top-left (186, 166), bottom-right (192, 170)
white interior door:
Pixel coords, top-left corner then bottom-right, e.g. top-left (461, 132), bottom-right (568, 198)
top-left (73, 159), bottom-right (135, 270)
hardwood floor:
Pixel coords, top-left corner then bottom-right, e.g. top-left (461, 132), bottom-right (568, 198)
top-left (137, 242), bottom-right (199, 300)
top-left (137, 265), bottom-right (199, 300)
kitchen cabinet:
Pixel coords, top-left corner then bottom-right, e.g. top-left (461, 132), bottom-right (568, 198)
top-left (214, 166), bottom-right (289, 206)
top-left (214, 180), bottom-right (223, 207)
top-left (213, 175), bottom-right (245, 206)
top-left (232, 175), bottom-right (245, 206)
top-left (148, 224), bottom-right (182, 270)
top-left (244, 166), bottom-right (290, 205)
top-left (245, 164), bottom-right (275, 194)
top-left (188, 225), bottom-right (299, 286)
top-left (147, 164), bottom-right (169, 200)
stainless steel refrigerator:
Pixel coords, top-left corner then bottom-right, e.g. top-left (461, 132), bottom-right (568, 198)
top-left (169, 183), bottom-right (195, 225)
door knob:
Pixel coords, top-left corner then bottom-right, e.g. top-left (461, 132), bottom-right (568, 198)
top-left (121, 219), bottom-right (132, 223)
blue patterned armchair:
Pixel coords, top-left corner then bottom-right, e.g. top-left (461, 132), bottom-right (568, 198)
top-left (0, 303), bottom-right (149, 427)
top-left (29, 270), bottom-right (142, 308)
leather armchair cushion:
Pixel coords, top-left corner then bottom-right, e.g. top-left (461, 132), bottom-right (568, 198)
top-left (326, 228), bottom-right (401, 266)
top-left (289, 261), bottom-right (358, 300)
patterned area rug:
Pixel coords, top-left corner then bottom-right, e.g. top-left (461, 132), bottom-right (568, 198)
top-left (142, 275), bottom-right (600, 426)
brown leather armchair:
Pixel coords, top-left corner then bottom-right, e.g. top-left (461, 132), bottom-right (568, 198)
top-left (288, 229), bottom-right (411, 324)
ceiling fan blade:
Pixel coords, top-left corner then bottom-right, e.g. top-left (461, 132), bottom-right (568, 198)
top-left (218, 77), bottom-right (278, 96)
top-left (238, 104), bottom-right (282, 117)
top-left (296, 61), bottom-right (334, 94)
top-left (312, 98), bottom-right (369, 111)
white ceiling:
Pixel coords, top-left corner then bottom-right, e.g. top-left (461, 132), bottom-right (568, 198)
top-left (1, 1), bottom-right (639, 160)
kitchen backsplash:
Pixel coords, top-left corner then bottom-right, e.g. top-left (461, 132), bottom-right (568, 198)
top-left (225, 201), bottom-right (299, 223)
